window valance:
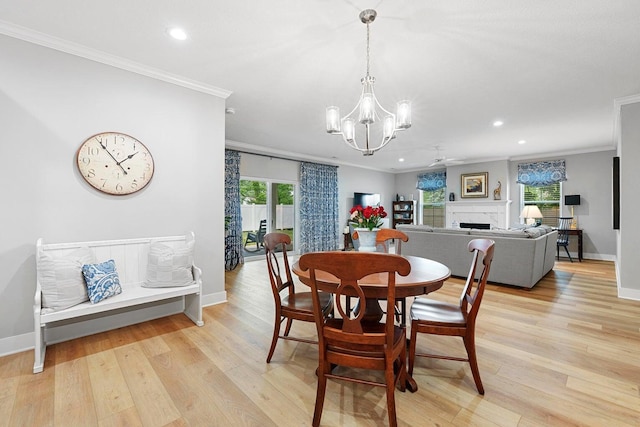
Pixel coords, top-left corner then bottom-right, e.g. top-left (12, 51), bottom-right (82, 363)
top-left (416, 171), bottom-right (446, 191)
top-left (517, 160), bottom-right (567, 187)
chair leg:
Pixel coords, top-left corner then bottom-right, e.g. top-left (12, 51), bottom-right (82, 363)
top-left (385, 358), bottom-right (398, 427)
top-left (266, 313), bottom-right (282, 363)
top-left (312, 361), bottom-right (329, 427)
top-left (564, 246), bottom-right (573, 263)
top-left (397, 343), bottom-right (407, 393)
top-left (556, 245), bottom-right (560, 260)
top-left (463, 333), bottom-right (484, 395)
top-left (283, 317), bottom-right (293, 336)
top-left (408, 322), bottom-right (418, 376)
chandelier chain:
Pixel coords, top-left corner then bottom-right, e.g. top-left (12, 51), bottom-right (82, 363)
top-left (366, 22), bottom-right (370, 77)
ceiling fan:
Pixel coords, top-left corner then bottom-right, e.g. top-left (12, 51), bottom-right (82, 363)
top-left (428, 146), bottom-right (464, 167)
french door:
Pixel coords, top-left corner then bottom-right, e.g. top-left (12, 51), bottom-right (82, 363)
top-left (240, 178), bottom-right (296, 257)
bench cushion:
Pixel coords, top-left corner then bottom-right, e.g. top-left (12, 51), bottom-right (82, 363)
top-left (82, 259), bottom-right (123, 303)
top-left (38, 246), bottom-right (94, 311)
top-left (143, 240), bottom-right (195, 288)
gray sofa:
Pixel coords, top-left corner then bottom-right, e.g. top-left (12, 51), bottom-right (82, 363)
top-left (396, 224), bottom-right (557, 288)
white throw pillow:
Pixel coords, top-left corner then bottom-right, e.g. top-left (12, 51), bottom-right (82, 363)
top-left (143, 241), bottom-right (194, 288)
top-left (38, 246), bottom-right (95, 311)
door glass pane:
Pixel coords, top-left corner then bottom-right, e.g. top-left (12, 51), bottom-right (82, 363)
top-left (240, 179), bottom-right (268, 257)
top-left (274, 183), bottom-right (295, 248)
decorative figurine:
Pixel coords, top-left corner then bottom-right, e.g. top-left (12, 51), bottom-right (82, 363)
top-left (493, 181), bottom-right (502, 200)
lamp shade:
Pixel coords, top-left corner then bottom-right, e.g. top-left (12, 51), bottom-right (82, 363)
top-left (565, 194), bottom-right (581, 206)
top-left (520, 205), bottom-right (543, 225)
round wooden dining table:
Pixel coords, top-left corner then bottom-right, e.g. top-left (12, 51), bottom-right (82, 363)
top-left (292, 254), bottom-right (451, 301)
top-left (292, 254), bottom-right (451, 392)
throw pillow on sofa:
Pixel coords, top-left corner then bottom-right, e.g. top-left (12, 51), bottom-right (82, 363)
top-left (38, 246), bottom-right (95, 312)
top-left (143, 240), bottom-right (194, 288)
top-left (82, 259), bottom-right (122, 304)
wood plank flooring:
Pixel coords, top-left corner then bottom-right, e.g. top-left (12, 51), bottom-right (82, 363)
top-left (2, 258), bottom-right (639, 426)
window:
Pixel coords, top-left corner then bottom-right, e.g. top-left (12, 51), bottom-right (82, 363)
top-left (416, 171), bottom-right (446, 227)
top-left (521, 183), bottom-right (561, 226)
top-left (421, 188), bottom-right (445, 227)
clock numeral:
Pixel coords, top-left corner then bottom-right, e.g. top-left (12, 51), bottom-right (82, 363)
top-left (144, 163), bottom-right (152, 172)
top-left (100, 178), bottom-right (108, 188)
top-left (87, 169), bottom-right (96, 178)
top-left (81, 157), bottom-right (91, 165)
top-left (131, 180), bottom-right (138, 190)
top-left (86, 146), bottom-right (99, 156)
top-left (115, 183), bottom-right (123, 192)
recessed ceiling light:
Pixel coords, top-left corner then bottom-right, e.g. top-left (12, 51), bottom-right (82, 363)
top-left (398, 158), bottom-right (405, 162)
top-left (168, 27), bottom-right (188, 41)
top-left (518, 140), bottom-right (527, 145)
top-left (493, 120), bottom-right (504, 127)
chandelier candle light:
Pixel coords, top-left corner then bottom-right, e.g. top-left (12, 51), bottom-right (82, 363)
top-left (326, 9), bottom-right (412, 156)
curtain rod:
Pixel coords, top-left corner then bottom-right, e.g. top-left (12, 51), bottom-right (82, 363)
top-left (227, 149), bottom-right (339, 167)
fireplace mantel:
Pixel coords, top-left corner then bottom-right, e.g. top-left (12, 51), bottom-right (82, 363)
top-left (446, 200), bottom-right (512, 229)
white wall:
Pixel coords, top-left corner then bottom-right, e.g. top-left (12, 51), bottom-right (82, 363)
top-left (338, 165), bottom-right (396, 234)
top-left (619, 101), bottom-right (640, 295)
top-left (0, 35), bottom-right (226, 351)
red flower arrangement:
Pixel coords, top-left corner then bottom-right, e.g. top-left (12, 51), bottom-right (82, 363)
top-left (349, 204), bottom-right (387, 231)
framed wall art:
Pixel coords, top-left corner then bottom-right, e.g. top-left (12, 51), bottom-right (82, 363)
top-left (461, 172), bottom-right (488, 198)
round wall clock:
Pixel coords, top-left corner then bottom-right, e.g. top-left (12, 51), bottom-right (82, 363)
top-left (76, 132), bottom-right (154, 195)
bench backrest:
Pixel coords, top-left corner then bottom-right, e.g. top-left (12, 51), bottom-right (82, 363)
top-left (36, 232), bottom-right (195, 286)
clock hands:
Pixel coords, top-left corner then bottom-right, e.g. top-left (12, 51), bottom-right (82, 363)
top-left (96, 139), bottom-right (128, 175)
top-left (116, 152), bottom-right (139, 166)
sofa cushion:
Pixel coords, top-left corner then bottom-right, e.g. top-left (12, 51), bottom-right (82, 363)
top-left (524, 225), bottom-right (553, 238)
top-left (431, 227), bottom-right (470, 235)
top-left (396, 224), bottom-right (433, 232)
top-left (469, 229), bottom-right (530, 239)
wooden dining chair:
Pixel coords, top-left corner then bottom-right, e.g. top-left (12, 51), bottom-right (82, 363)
top-left (263, 232), bottom-right (333, 363)
top-left (408, 238), bottom-right (495, 395)
top-left (375, 228), bottom-right (409, 254)
top-left (299, 251), bottom-right (411, 427)
top-left (376, 228), bottom-right (410, 323)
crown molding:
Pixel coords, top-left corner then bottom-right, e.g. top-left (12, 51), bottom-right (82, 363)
top-left (224, 140), bottom-right (398, 174)
top-left (0, 20), bottom-right (232, 99)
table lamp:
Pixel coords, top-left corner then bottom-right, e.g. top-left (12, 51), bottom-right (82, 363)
top-left (565, 195), bottom-right (581, 229)
top-left (520, 205), bottom-right (543, 226)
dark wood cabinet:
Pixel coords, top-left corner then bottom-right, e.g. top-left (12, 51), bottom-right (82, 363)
top-left (392, 200), bottom-right (414, 228)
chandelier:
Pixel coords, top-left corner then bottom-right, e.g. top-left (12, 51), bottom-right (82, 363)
top-left (325, 9), bottom-right (412, 156)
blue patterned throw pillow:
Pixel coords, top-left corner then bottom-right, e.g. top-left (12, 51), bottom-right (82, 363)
top-left (82, 259), bottom-right (122, 304)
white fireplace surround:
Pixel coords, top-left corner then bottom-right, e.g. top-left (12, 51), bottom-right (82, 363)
top-left (446, 200), bottom-right (512, 229)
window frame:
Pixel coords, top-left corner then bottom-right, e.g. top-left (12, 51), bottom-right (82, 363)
top-left (520, 182), bottom-right (563, 227)
top-left (419, 188), bottom-right (446, 227)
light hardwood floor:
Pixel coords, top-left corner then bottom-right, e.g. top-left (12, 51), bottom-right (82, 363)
top-left (2, 258), bottom-right (639, 426)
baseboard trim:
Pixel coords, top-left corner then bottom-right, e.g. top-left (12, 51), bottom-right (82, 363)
top-left (0, 332), bottom-right (33, 358)
top-left (202, 291), bottom-right (227, 307)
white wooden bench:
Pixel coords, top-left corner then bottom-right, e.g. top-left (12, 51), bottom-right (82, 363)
top-left (34, 232), bottom-right (203, 373)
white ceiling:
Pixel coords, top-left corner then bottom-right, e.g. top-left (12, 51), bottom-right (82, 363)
top-left (1, 1), bottom-right (639, 172)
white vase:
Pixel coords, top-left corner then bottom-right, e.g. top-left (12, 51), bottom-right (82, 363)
top-left (355, 228), bottom-right (379, 252)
